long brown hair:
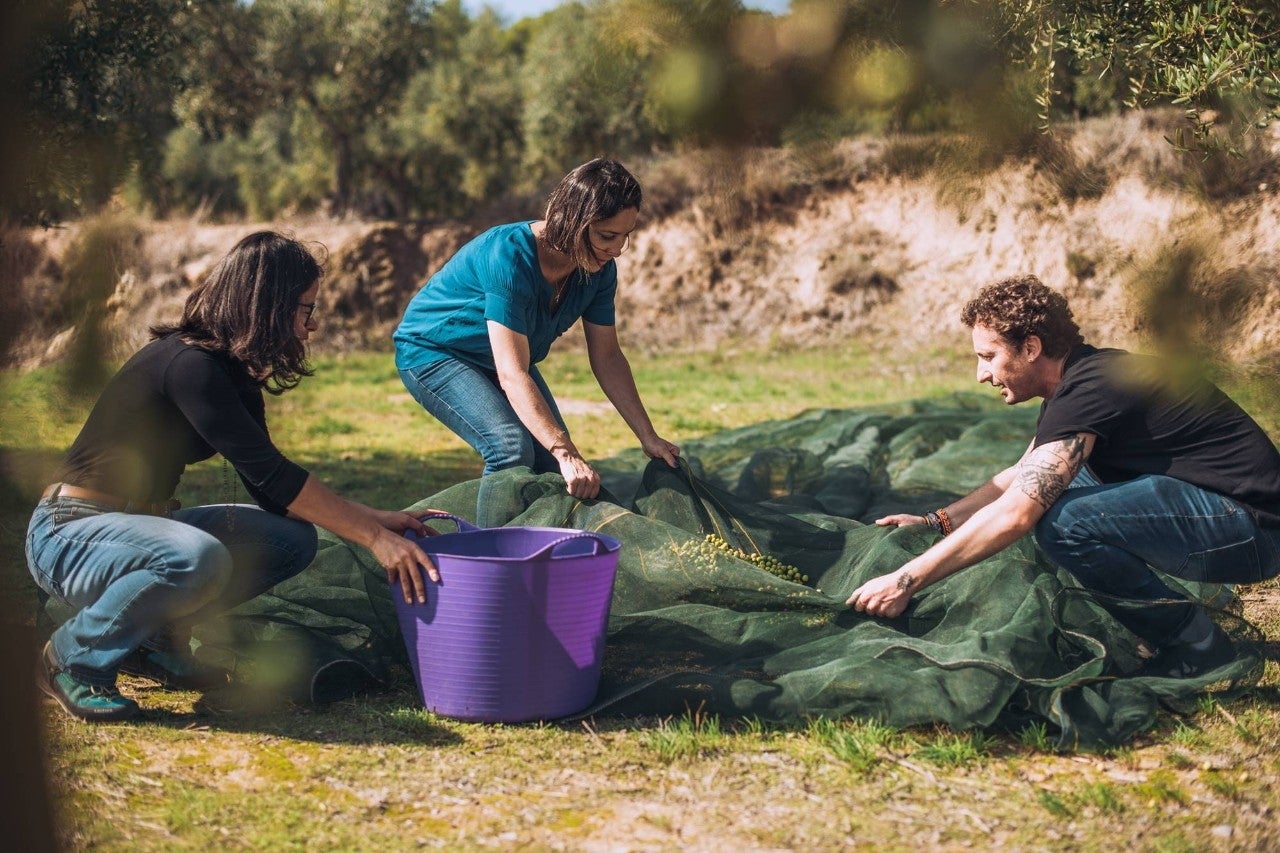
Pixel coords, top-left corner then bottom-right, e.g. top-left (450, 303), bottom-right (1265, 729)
top-left (541, 158), bottom-right (642, 272)
top-left (152, 231), bottom-right (322, 393)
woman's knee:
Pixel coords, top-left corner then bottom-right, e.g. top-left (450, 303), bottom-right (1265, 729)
top-left (481, 423), bottom-right (537, 472)
top-left (170, 538), bottom-right (235, 598)
top-left (280, 519), bottom-right (319, 574)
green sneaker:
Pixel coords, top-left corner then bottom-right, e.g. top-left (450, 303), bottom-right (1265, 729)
top-left (119, 646), bottom-right (228, 691)
top-left (40, 643), bottom-right (139, 722)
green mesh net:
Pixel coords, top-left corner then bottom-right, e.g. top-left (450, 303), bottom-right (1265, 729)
top-left (191, 394), bottom-right (1266, 749)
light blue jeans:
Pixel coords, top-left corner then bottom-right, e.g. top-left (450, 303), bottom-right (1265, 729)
top-left (399, 357), bottom-right (568, 476)
top-left (1035, 473), bottom-right (1280, 645)
top-left (26, 495), bottom-right (317, 685)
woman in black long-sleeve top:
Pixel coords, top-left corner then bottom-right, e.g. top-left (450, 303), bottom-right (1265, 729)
top-left (27, 231), bottom-right (440, 722)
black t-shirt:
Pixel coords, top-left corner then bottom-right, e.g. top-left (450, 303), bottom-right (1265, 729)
top-left (1034, 345), bottom-right (1280, 527)
top-left (57, 334), bottom-right (310, 514)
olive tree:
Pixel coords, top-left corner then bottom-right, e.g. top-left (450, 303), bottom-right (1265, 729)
top-left (984, 0), bottom-right (1280, 146)
top-left (6, 0), bottom-right (187, 222)
top-left (178, 0), bottom-right (433, 216)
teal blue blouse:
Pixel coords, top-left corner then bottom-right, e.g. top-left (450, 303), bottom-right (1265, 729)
top-left (393, 222), bottom-right (617, 373)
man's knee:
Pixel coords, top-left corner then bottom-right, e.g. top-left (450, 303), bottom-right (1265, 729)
top-left (1033, 497), bottom-right (1107, 583)
top-left (1034, 498), bottom-right (1077, 559)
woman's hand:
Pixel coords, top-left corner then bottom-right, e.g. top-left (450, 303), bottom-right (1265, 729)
top-left (369, 508), bottom-right (451, 539)
top-left (367, 511), bottom-right (441, 604)
top-left (554, 449), bottom-right (601, 500)
top-left (286, 477), bottom-right (444, 603)
top-left (641, 434), bottom-right (680, 468)
top-left (875, 513), bottom-right (927, 528)
top-left (846, 567), bottom-right (917, 618)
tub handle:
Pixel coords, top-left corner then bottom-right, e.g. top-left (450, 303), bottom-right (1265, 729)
top-left (415, 510), bottom-right (481, 533)
top-left (530, 532), bottom-right (611, 559)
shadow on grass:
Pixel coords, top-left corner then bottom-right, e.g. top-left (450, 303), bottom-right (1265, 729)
top-left (129, 681), bottom-right (470, 747)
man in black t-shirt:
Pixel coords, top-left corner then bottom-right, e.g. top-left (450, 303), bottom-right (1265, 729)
top-left (846, 275), bottom-right (1280, 678)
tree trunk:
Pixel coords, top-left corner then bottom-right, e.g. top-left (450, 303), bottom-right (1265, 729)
top-left (333, 132), bottom-right (354, 216)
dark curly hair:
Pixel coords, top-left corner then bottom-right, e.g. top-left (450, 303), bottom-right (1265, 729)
top-left (541, 158), bottom-right (642, 272)
top-left (151, 231), bottom-right (323, 393)
top-left (960, 274), bottom-right (1084, 358)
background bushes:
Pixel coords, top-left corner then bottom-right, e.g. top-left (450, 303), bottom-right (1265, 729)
top-left (7, 0), bottom-right (1280, 224)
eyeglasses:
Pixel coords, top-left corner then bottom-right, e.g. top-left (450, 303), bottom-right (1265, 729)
top-left (298, 301), bottom-right (317, 322)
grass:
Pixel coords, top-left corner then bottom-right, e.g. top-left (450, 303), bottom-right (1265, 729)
top-left (642, 706), bottom-right (725, 762)
top-left (4, 339), bottom-right (1280, 849)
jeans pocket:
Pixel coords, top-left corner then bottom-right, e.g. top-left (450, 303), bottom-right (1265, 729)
top-left (50, 498), bottom-right (108, 530)
top-left (407, 358), bottom-right (464, 389)
top-left (25, 529), bottom-right (66, 601)
top-left (1181, 536), bottom-right (1266, 585)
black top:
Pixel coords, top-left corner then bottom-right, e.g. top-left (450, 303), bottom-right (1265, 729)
top-left (1035, 345), bottom-right (1280, 527)
top-left (57, 334), bottom-right (310, 514)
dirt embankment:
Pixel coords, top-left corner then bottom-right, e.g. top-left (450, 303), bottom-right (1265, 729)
top-left (5, 111), bottom-right (1279, 370)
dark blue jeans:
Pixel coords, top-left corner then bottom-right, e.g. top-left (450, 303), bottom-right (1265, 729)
top-left (26, 496), bottom-right (317, 684)
top-left (1035, 473), bottom-right (1280, 645)
top-left (398, 357), bottom-right (568, 476)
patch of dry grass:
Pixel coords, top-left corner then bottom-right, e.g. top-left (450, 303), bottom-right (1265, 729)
top-left (37, 667), bottom-right (1280, 850)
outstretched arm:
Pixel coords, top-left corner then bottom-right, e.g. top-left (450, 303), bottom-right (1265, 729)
top-left (489, 320), bottom-right (601, 499)
top-left (849, 433), bottom-right (1093, 617)
top-left (875, 440), bottom-right (1033, 530)
top-left (287, 476), bottom-right (441, 604)
top-left (583, 321), bottom-right (679, 467)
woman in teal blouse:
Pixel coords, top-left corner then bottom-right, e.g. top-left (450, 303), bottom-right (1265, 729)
top-left (394, 158), bottom-right (678, 504)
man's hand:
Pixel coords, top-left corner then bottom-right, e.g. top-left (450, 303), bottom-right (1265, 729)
top-left (875, 513), bottom-right (927, 528)
top-left (846, 568), bottom-right (918, 618)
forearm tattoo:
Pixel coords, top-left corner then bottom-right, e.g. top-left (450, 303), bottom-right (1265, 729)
top-left (1016, 434), bottom-right (1087, 509)
top-left (896, 573), bottom-right (916, 592)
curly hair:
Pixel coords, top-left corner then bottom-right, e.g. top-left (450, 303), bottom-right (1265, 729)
top-left (541, 158), bottom-right (642, 272)
top-left (151, 232), bottom-right (323, 393)
top-left (960, 274), bottom-right (1084, 358)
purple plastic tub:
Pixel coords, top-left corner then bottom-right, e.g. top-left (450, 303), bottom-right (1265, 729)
top-left (392, 511), bottom-right (621, 723)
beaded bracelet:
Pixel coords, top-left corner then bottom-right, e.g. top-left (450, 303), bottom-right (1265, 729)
top-left (936, 508), bottom-right (954, 536)
top-left (923, 510), bottom-right (944, 534)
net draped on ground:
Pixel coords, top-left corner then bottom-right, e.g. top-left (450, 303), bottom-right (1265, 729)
top-left (191, 394), bottom-right (1266, 748)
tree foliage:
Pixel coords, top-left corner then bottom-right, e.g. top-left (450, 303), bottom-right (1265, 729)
top-left (179, 0), bottom-right (433, 216)
top-left (985, 0), bottom-right (1280, 146)
top-left (5, 0), bottom-right (188, 222)
top-left (390, 4), bottom-right (525, 216)
top-left (521, 3), bottom-right (659, 185)
top-left (12, 0), bottom-right (1280, 222)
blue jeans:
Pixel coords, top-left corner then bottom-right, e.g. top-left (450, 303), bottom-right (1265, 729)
top-left (399, 357), bottom-right (568, 476)
top-left (26, 495), bottom-right (317, 685)
top-left (1035, 473), bottom-right (1280, 645)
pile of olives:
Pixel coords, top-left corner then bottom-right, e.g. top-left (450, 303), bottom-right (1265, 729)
top-left (679, 533), bottom-right (809, 585)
